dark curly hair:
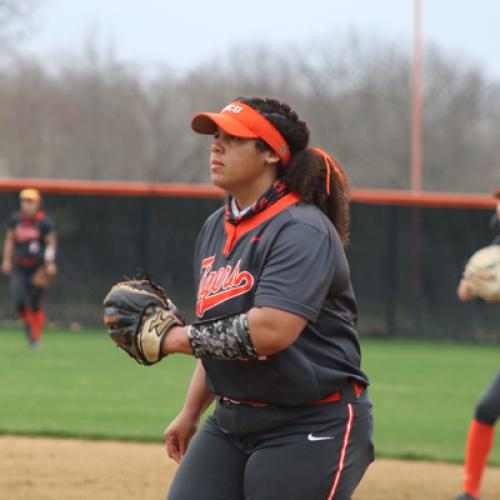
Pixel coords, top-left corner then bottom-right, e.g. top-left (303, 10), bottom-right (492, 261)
top-left (236, 96), bottom-right (351, 245)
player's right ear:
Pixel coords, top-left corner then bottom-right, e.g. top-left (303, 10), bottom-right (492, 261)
top-left (263, 150), bottom-right (280, 167)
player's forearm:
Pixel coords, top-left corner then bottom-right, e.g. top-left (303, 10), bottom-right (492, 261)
top-left (44, 232), bottom-right (57, 263)
top-left (162, 326), bottom-right (193, 356)
top-left (179, 360), bottom-right (214, 420)
top-left (163, 306), bottom-right (306, 360)
top-left (163, 318), bottom-right (258, 360)
top-left (2, 233), bottom-right (14, 263)
top-left (457, 278), bottom-right (473, 301)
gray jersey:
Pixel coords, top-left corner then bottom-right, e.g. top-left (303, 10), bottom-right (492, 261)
top-left (193, 195), bottom-right (369, 405)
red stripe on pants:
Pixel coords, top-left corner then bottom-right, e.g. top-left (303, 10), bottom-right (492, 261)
top-left (327, 403), bottom-right (355, 500)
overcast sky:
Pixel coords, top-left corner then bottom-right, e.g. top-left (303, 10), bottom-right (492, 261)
top-left (24, 0), bottom-right (500, 80)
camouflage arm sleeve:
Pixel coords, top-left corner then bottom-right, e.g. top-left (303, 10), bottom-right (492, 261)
top-left (188, 313), bottom-right (259, 360)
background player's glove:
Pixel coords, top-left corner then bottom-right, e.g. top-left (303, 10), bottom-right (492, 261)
top-left (31, 262), bottom-right (58, 288)
top-left (462, 245), bottom-right (500, 303)
top-left (103, 279), bottom-right (184, 365)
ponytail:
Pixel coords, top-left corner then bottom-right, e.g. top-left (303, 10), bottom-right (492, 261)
top-left (237, 96), bottom-right (351, 245)
top-left (280, 148), bottom-right (351, 245)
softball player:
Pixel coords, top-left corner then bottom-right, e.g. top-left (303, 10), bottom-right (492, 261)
top-left (1, 188), bottom-right (57, 347)
top-left (161, 97), bottom-right (374, 500)
top-left (454, 190), bottom-right (500, 500)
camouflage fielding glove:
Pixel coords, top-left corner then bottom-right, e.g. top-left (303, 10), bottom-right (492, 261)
top-left (103, 279), bottom-right (184, 365)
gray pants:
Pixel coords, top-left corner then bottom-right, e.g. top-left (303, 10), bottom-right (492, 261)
top-left (475, 372), bottom-right (500, 425)
top-left (168, 391), bottom-right (374, 500)
top-left (10, 265), bottom-right (43, 312)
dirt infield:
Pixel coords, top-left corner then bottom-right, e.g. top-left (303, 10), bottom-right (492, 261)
top-left (1, 436), bottom-right (499, 500)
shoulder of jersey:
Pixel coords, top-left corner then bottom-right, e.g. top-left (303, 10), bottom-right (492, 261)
top-left (9, 211), bottom-right (21, 223)
top-left (201, 206), bottom-right (225, 230)
top-left (286, 202), bottom-right (334, 233)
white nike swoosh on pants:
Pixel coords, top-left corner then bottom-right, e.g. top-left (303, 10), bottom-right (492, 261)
top-left (307, 433), bottom-right (335, 441)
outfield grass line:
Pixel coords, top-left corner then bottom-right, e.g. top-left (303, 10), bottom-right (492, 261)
top-left (1, 330), bottom-right (498, 465)
top-left (0, 429), bottom-right (165, 444)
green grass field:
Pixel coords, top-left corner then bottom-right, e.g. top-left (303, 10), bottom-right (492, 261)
top-left (0, 328), bottom-right (498, 465)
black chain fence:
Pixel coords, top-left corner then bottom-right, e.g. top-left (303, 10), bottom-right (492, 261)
top-left (0, 190), bottom-right (497, 342)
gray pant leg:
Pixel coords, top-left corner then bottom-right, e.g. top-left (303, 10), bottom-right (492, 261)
top-left (329, 402), bottom-right (375, 500)
top-left (10, 267), bottom-right (31, 311)
top-left (244, 399), bottom-right (374, 500)
top-left (475, 372), bottom-right (500, 425)
top-left (167, 415), bottom-right (247, 500)
top-left (28, 283), bottom-right (43, 311)
top-left (11, 266), bottom-right (43, 312)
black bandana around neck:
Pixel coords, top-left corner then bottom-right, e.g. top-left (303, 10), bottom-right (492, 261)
top-left (224, 180), bottom-right (288, 225)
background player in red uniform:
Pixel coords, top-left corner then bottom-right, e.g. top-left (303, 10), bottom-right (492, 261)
top-left (1, 188), bottom-right (57, 347)
top-left (454, 189), bottom-right (500, 500)
top-left (161, 97), bottom-right (374, 499)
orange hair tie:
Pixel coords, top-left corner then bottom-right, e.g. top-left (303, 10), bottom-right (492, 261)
top-left (310, 147), bottom-right (345, 194)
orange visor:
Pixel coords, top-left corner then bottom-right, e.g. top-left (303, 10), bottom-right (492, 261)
top-left (191, 102), bottom-right (291, 166)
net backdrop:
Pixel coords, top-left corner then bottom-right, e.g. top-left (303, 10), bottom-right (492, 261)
top-left (0, 182), bottom-right (497, 343)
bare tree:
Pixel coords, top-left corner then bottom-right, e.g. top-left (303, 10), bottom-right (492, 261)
top-left (423, 44), bottom-right (499, 192)
top-left (0, 29), bottom-right (498, 192)
top-left (0, 0), bottom-right (38, 55)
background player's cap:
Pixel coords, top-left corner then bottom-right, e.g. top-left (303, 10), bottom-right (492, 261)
top-left (191, 102), bottom-right (290, 165)
top-left (20, 188), bottom-right (41, 201)
top-left (494, 188), bottom-right (500, 199)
